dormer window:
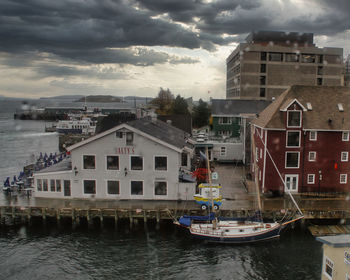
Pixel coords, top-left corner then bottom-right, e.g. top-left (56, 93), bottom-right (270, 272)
top-left (287, 111), bottom-right (301, 127)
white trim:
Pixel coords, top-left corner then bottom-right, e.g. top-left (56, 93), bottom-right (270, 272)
top-left (285, 152), bottom-right (300, 169)
top-left (280, 99), bottom-right (307, 112)
top-left (55, 179), bottom-right (62, 192)
top-left (154, 155), bottom-right (168, 171)
top-left (307, 174), bottom-right (315, 184)
top-left (341, 151), bottom-right (349, 162)
top-left (308, 151), bottom-right (316, 162)
top-left (106, 155), bottom-right (120, 171)
top-left (82, 179), bottom-right (97, 195)
top-left (342, 131), bottom-right (349, 141)
top-left (309, 131), bottom-right (317, 141)
top-left (220, 146), bottom-right (227, 157)
top-left (42, 178), bottom-right (48, 191)
top-left (130, 180), bottom-right (144, 196)
top-left (323, 255), bottom-right (334, 280)
top-left (154, 180), bottom-right (168, 197)
top-left (340, 174), bottom-right (347, 184)
top-left (106, 179), bottom-right (121, 196)
top-left (82, 154), bottom-right (96, 170)
top-left (67, 123), bottom-right (183, 153)
top-left (49, 179), bottom-right (56, 192)
top-left (287, 110), bottom-right (302, 128)
top-left (34, 170), bottom-right (72, 176)
top-left (284, 174), bottom-right (299, 192)
top-left (130, 155), bottom-right (144, 171)
top-left (286, 130), bottom-right (301, 147)
top-left (218, 116), bottom-right (232, 124)
top-left (212, 114), bottom-right (240, 117)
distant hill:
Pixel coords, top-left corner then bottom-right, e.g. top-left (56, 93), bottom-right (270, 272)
top-left (75, 95), bottom-right (123, 103)
top-left (40, 95), bottom-right (84, 100)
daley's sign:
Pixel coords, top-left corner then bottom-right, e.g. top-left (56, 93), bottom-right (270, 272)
top-left (115, 147), bottom-right (135, 154)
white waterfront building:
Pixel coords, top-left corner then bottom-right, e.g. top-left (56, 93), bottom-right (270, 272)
top-left (34, 118), bottom-right (196, 200)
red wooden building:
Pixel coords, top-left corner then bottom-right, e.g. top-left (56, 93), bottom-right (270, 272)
top-left (252, 85), bottom-right (350, 194)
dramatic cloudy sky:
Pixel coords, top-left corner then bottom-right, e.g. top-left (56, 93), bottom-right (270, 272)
top-left (0, 0), bottom-right (350, 99)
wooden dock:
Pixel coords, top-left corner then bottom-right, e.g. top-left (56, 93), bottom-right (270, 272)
top-left (308, 225), bottom-right (350, 236)
top-left (0, 205), bottom-right (350, 228)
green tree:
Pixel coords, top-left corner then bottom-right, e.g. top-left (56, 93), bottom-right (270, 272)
top-left (171, 95), bottom-right (190, 115)
top-left (151, 88), bottom-right (174, 115)
top-left (192, 99), bottom-right (211, 128)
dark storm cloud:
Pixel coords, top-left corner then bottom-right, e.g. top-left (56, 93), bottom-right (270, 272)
top-left (0, 0), bottom-right (220, 65)
top-left (1, 0), bottom-right (349, 71)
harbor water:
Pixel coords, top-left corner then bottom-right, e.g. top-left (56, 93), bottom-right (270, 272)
top-left (0, 101), bottom-right (323, 279)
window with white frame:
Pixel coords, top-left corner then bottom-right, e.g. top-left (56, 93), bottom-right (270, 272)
top-left (50, 179), bottom-right (55, 192)
top-left (287, 131), bottom-right (300, 147)
top-left (107, 180), bottom-right (120, 195)
top-left (126, 132), bottom-right (133, 145)
top-left (323, 256), bottom-right (334, 280)
top-left (56, 180), bottom-right (61, 192)
top-left (131, 156), bottom-right (143, 170)
top-left (107, 156), bottom-right (119, 170)
top-left (260, 148), bottom-right (262, 159)
top-left (256, 147), bottom-right (258, 162)
top-left (220, 147), bottom-right (226, 156)
top-left (83, 155), bottom-right (95, 169)
top-left (155, 181), bottom-right (167, 196)
top-left (84, 180), bottom-right (96, 194)
top-left (218, 130), bottom-right (231, 136)
top-left (341, 152), bottom-right (349, 162)
top-left (131, 181), bottom-right (143, 195)
top-left (342, 131), bottom-right (349, 141)
top-left (307, 174), bottom-right (315, 184)
top-left (219, 117), bottom-right (232, 124)
top-left (37, 179), bottom-right (42, 191)
top-left (309, 152), bottom-right (316, 162)
top-left (309, 131), bottom-right (317, 141)
top-left (285, 152), bottom-right (299, 168)
top-left (340, 174), bottom-right (347, 184)
top-left (43, 179), bottom-right (48, 191)
top-left (287, 111), bottom-right (301, 127)
top-left (155, 156), bottom-right (167, 171)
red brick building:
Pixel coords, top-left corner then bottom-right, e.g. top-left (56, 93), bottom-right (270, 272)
top-left (252, 85), bottom-right (350, 194)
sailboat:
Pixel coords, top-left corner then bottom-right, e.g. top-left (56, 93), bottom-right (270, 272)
top-left (174, 133), bottom-right (304, 244)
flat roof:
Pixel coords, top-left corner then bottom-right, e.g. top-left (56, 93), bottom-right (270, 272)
top-left (246, 31), bottom-right (314, 45)
top-left (316, 234), bottom-right (350, 247)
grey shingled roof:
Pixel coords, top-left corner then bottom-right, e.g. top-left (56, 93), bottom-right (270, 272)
top-left (126, 117), bottom-right (191, 149)
top-left (211, 99), bottom-right (271, 116)
top-left (67, 117), bottom-right (192, 152)
top-left (253, 85), bottom-right (350, 130)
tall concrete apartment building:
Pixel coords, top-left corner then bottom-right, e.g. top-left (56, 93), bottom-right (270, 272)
top-left (226, 31), bottom-right (344, 100)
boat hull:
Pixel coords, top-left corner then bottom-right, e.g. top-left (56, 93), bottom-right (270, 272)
top-left (189, 223), bottom-right (281, 244)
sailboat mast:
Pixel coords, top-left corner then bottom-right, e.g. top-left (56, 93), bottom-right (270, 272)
top-left (205, 146), bottom-right (214, 211)
top-left (251, 126), bottom-right (263, 212)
